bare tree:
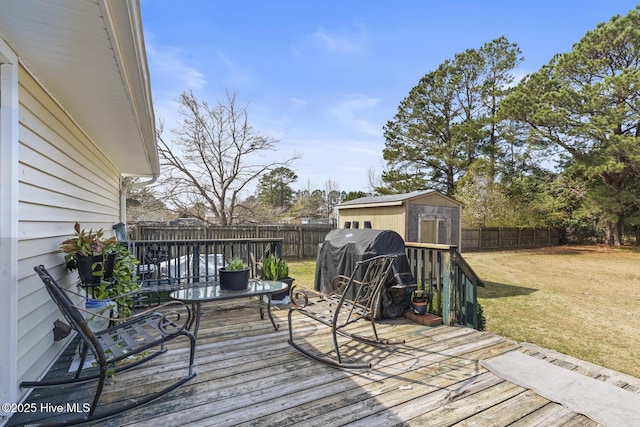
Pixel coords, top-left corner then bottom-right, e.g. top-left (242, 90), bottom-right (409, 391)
top-left (323, 179), bottom-right (340, 221)
top-left (123, 177), bottom-right (175, 223)
top-left (157, 91), bottom-right (298, 225)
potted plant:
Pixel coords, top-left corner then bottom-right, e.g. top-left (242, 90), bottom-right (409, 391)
top-left (411, 281), bottom-right (428, 315)
top-left (107, 244), bottom-right (140, 317)
top-left (60, 223), bottom-right (140, 319)
top-left (261, 254), bottom-right (294, 300)
top-left (60, 222), bottom-right (118, 286)
top-left (219, 256), bottom-right (250, 291)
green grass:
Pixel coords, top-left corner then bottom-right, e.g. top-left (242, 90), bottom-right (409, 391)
top-left (288, 260), bottom-right (317, 288)
top-left (465, 245), bottom-right (640, 378)
top-left (290, 245), bottom-right (640, 378)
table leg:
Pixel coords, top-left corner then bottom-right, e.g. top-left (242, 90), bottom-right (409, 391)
top-left (187, 302), bottom-right (202, 339)
top-left (265, 294), bottom-right (279, 331)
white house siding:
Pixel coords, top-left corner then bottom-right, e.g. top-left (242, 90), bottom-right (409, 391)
top-left (14, 65), bottom-right (121, 395)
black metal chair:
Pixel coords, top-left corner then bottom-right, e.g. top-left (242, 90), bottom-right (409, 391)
top-left (287, 254), bottom-right (404, 369)
top-left (23, 265), bottom-right (197, 424)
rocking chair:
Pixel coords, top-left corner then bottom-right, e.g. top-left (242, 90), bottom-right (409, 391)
top-left (22, 265), bottom-right (196, 425)
top-left (287, 254), bottom-right (404, 369)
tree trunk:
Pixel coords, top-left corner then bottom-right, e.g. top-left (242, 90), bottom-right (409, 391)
top-left (604, 219), bottom-right (622, 246)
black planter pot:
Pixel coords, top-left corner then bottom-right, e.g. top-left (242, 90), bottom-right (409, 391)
top-left (219, 268), bottom-right (250, 291)
top-left (272, 277), bottom-right (294, 300)
top-left (75, 253), bottom-right (116, 285)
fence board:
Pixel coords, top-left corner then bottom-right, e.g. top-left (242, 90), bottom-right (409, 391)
top-left (461, 227), bottom-right (562, 252)
top-left (129, 224), bottom-right (562, 257)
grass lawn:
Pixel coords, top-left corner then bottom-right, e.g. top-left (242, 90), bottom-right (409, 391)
top-left (290, 245), bottom-right (640, 378)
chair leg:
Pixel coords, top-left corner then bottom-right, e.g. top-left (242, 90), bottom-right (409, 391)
top-left (287, 309), bottom-right (371, 369)
top-left (185, 330), bottom-right (196, 377)
top-left (75, 341), bottom-right (89, 379)
top-left (43, 334), bottom-right (197, 426)
top-left (332, 328), bottom-right (342, 364)
top-left (370, 317), bottom-right (380, 341)
top-left (22, 348), bottom-right (168, 388)
top-left (89, 364), bottom-right (108, 417)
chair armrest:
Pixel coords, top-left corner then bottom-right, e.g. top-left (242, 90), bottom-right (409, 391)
top-left (290, 284), bottom-right (320, 309)
top-left (112, 288), bottom-right (162, 307)
top-left (74, 300), bottom-right (192, 334)
top-left (330, 275), bottom-right (351, 294)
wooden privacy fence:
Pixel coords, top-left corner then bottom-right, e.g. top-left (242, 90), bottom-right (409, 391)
top-left (461, 227), bottom-right (562, 252)
top-left (128, 224), bottom-right (334, 259)
top-left (129, 224), bottom-right (563, 257)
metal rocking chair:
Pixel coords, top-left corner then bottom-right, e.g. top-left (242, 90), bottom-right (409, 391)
top-left (287, 254), bottom-right (404, 369)
top-left (22, 265), bottom-right (197, 425)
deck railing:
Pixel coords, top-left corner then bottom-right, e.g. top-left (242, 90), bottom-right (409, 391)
top-left (405, 242), bottom-right (484, 329)
top-left (124, 237), bottom-right (483, 328)
top-left (127, 224), bottom-right (332, 258)
top-left (126, 238), bottom-right (283, 290)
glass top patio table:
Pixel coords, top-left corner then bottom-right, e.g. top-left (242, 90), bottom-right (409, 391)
top-left (170, 280), bottom-right (287, 338)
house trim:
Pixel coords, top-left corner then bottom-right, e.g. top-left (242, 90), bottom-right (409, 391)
top-left (0, 36), bottom-right (19, 411)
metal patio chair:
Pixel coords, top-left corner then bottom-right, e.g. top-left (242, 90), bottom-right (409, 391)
top-left (22, 265), bottom-right (197, 425)
top-left (287, 254), bottom-right (404, 369)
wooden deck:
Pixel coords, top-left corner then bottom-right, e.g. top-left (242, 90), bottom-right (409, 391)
top-left (9, 299), bottom-right (640, 426)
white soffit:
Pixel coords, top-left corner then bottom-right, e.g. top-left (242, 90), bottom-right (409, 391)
top-left (0, 0), bottom-right (159, 176)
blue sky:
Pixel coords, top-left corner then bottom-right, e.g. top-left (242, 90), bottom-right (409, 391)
top-left (140, 0), bottom-right (639, 196)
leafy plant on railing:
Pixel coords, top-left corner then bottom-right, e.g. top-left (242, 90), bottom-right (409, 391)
top-left (429, 283), bottom-right (443, 317)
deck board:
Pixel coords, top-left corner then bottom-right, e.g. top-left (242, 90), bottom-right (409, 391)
top-left (7, 299), bottom-right (637, 426)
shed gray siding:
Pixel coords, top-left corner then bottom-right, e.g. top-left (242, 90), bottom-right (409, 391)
top-left (407, 204), bottom-right (460, 246)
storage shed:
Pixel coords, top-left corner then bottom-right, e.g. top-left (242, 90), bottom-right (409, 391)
top-left (336, 190), bottom-right (462, 247)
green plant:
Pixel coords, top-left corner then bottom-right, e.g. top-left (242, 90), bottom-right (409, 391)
top-left (476, 302), bottom-right (486, 331)
top-left (225, 256), bottom-right (248, 271)
top-left (412, 281), bottom-right (427, 302)
top-left (107, 244), bottom-right (140, 317)
top-left (262, 254), bottom-right (289, 280)
top-left (60, 222), bottom-right (140, 316)
top-left (60, 222), bottom-right (118, 271)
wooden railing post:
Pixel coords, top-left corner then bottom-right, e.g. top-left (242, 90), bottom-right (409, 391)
top-left (441, 247), bottom-right (456, 326)
top-left (405, 242), bottom-right (484, 329)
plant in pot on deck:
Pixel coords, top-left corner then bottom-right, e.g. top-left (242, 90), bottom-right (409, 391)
top-left (219, 256), bottom-right (250, 291)
top-left (60, 222), bottom-right (140, 321)
top-left (411, 281), bottom-right (428, 315)
top-left (261, 254), bottom-right (294, 300)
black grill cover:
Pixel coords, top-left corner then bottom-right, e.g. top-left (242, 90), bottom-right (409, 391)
top-left (314, 228), bottom-right (415, 318)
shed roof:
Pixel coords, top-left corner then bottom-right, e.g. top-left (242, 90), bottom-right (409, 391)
top-left (338, 189), bottom-right (461, 209)
top-left (0, 0), bottom-right (158, 176)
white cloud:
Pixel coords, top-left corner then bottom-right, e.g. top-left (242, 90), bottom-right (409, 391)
top-left (214, 51), bottom-right (254, 85)
top-left (296, 24), bottom-right (368, 55)
top-left (312, 27), bottom-right (365, 54)
top-left (329, 95), bottom-right (383, 136)
top-left (146, 40), bottom-right (207, 90)
top-left (290, 97), bottom-right (307, 108)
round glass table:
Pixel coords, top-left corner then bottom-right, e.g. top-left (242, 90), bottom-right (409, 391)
top-left (169, 279), bottom-right (288, 338)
